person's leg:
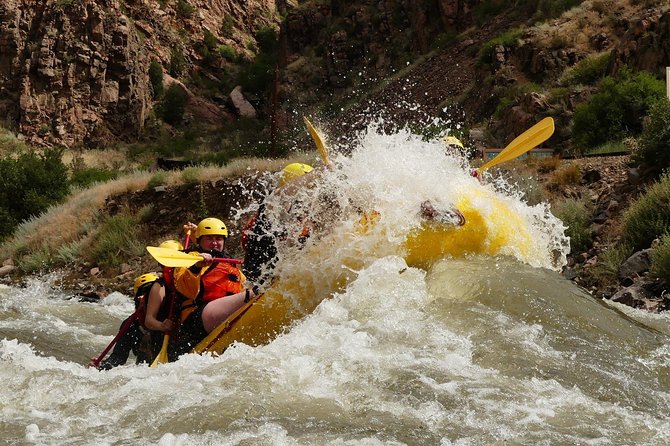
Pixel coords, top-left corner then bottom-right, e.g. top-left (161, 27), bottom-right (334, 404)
top-left (99, 320), bottom-right (140, 369)
top-left (201, 291), bottom-right (248, 333)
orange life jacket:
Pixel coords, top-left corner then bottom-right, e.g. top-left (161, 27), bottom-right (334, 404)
top-left (179, 262), bottom-right (244, 322)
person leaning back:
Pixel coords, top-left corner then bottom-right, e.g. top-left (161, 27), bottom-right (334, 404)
top-left (171, 217), bottom-right (255, 358)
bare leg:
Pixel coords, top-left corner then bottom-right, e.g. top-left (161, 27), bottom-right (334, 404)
top-left (201, 291), bottom-right (248, 333)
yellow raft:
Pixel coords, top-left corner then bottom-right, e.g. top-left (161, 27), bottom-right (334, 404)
top-left (193, 189), bottom-right (537, 356)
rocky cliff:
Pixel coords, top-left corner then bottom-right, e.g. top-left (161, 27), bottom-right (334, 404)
top-left (0, 0), bottom-right (277, 147)
top-left (1, 1), bottom-right (669, 150)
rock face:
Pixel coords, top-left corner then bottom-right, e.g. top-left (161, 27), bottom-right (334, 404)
top-left (0, 0), bottom-right (150, 147)
top-left (0, 0), bottom-right (277, 147)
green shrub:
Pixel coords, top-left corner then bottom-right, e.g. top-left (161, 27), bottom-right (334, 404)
top-left (560, 51), bottom-right (612, 86)
top-left (651, 233), bottom-right (670, 282)
top-left (534, 0), bottom-right (585, 20)
top-left (17, 244), bottom-right (52, 274)
top-left (180, 166), bottom-right (202, 184)
top-left (255, 26), bottom-right (278, 54)
top-left (572, 68), bottom-right (665, 151)
top-left (552, 197), bottom-right (592, 253)
top-left (478, 28), bottom-right (523, 65)
top-left (621, 173), bottom-right (670, 251)
top-left (158, 84), bottom-right (188, 125)
top-left (148, 171), bottom-right (169, 188)
top-left (0, 148), bottom-right (69, 240)
top-left (635, 98), bottom-right (670, 175)
top-left (221, 16), bottom-right (234, 38)
top-left (70, 167), bottom-right (118, 188)
top-left (583, 140), bottom-right (626, 156)
top-left (169, 48), bottom-right (186, 77)
top-left (176, 0), bottom-right (194, 19)
top-left (148, 60), bottom-right (164, 98)
top-left (218, 44), bottom-right (236, 61)
top-left (585, 243), bottom-right (632, 288)
top-left (238, 54), bottom-right (275, 95)
top-left (203, 30), bottom-right (218, 51)
top-left (197, 151), bottom-right (229, 166)
top-left (88, 211), bottom-right (145, 267)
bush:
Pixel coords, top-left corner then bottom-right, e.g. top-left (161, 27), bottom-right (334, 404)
top-left (572, 68), bottom-right (665, 151)
top-left (635, 98), bottom-right (670, 175)
top-left (176, 0), bottom-right (194, 19)
top-left (584, 243), bottom-right (632, 288)
top-left (255, 26), bottom-right (278, 54)
top-left (70, 167), bottom-right (119, 188)
top-left (158, 84), bottom-right (188, 125)
top-left (218, 44), bottom-right (236, 61)
top-left (478, 28), bottom-right (523, 65)
top-left (148, 171), bottom-right (169, 188)
top-left (552, 197), bottom-right (592, 253)
top-left (0, 148), bottom-right (69, 240)
top-left (203, 30), bottom-right (218, 51)
top-left (548, 164), bottom-right (581, 187)
top-left (651, 232), bottom-right (670, 283)
top-left (621, 173), bottom-right (670, 251)
top-left (534, 0), bottom-right (585, 20)
top-left (560, 51), bottom-right (612, 86)
top-left (651, 233), bottom-right (670, 282)
top-left (88, 211), bottom-right (145, 267)
top-left (169, 48), bottom-right (186, 77)
top-left (148, 60), bottom-right (164, 98)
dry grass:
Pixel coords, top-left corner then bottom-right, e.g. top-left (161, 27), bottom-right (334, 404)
top-left (548, 164), bottom-right (582, 187)
top-left (0, 153), bottom-right (320, 270)
top-left (532, 1), bottom-right (655, 52)
top-left (61, 148), bottom-right (130, 170)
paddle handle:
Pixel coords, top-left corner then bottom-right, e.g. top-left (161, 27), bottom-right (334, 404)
top-left (213, 257), bottom-right (244, 265)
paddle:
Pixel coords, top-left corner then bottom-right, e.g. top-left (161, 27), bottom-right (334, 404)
top-left (89, 311), bottom-right (140, 368)
top-left (303, 116), bottom-right (332, 167)
top-left (474, 117), bottom-right (555, 176)
top-left (149, 228), bottom-right (193, 368)
top-left (146, 246), bottom-right (243, 268)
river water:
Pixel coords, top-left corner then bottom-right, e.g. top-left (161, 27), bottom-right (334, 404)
top-left (1, 126), bottom-right (669, 445)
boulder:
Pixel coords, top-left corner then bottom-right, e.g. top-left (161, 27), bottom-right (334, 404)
top-left (229, 86), bottom-right (257, 118)
top-left (618, 249), bottom-right (651, 281)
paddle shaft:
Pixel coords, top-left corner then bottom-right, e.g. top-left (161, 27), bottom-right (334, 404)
top-left (91, 310), bottom-right (140, 368)
top-left (475, 117), bottom-right (554, 175)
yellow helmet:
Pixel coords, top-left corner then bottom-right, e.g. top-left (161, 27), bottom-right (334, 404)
top-left (279, 163), bottom-right (313, 187)
top-left (443, 136), bottom-right (464, 149)
top-left (196, 217), bottom-right (228, 238)
top-left (133, 273), bottom-right (159, 296)
top-left (159, 239), bottom-right (184, 251)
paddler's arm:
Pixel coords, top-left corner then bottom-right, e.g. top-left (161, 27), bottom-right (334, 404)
top-left (144, 282), bottom-right (172, 332)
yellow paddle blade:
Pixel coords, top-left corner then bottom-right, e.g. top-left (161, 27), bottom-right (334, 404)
top-left (303, 116), bottom-right (332, 167)
top-left (146, 246), bottom-right (202, 267)
top-left (477, 117), bottom-right (555, 174)
top-left (150, 334), bottom-right (170, 367)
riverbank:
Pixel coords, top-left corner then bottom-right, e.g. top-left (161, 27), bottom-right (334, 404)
top-left (1, 154), bottom-right (667, 312)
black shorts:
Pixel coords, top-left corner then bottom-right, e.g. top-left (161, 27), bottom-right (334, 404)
top-left (171, 306), bottom-right (207, 359)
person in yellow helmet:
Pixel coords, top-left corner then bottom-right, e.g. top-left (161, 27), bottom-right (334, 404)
top-left (171, 217), bottom-right (254, 359)
top-left (242, 162), bottom-right (315, 286)
top-left (142, 239), bottom-right (184, 359)
top-left (278, 162), bottom-right (314, 187)
top-left (91, 272), bottom-right (161, 370)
